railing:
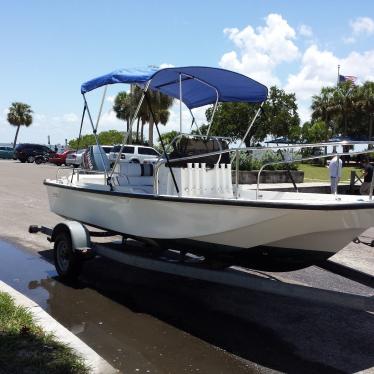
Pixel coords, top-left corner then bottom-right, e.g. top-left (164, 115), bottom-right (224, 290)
top-left (56, 140), bottom-right (374, 201)
top-left (152, 140), bottom-right (374, 199)
top-left (56, 166), bottom-right (105, 183)
top-left (256, 150), bottom-right (374, 200)
top-left (162, 133), bottom-right (232, 165)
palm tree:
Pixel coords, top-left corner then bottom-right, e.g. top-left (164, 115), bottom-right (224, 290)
top-left (113, 87), bottom-right (147, 144)
top-left (113, 91), bottom-right (133, 135)
top-left (330, 82), bottom-right (357, 137)
top-left (7, 102), bottom-right (33, 149)
top-left (311, 87), bottom-right (335, 134)
top-left (113, 87), bottom-right (173, 146)
top-left (145, 89), bottom-right (173, 146)
top-left (356, 82), bottom-right (374, 148)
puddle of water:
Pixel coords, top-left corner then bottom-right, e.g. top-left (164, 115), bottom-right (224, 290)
top-left (0, 240), bottom-right (255, 374)
top-left (2, 239), bottom-right (372, 374)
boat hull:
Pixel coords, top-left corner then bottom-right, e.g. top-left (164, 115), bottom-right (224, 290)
top-left (45, 181), bottom-right (374, 255)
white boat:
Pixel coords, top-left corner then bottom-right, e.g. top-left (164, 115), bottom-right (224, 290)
top-left (45, 66), bottom-right (374, 261)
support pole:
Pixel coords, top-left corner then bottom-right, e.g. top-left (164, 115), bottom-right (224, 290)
top-left (145, 92), bottom-right (179, 194)
top-left (179, 73), bottom-right (182, 134)
top-left (95, 85), bottom-right (107, 133)
top-left (335, 154), bottom-right (340, 198)
top-left (369, 165), bottom-right (374, 201)
top-left (206, 95), bottom-right (219, 136)
top-left (232, 102), bottom-right (264, 165)
top-left (71, 103), bottom-right (87, 183)
top-left (109, 81), bottom-right (151, 179)
top-left (235, 149), bottom-right (239, 199)
top-left (238, 103), bottom-right (264, 149)
top-left (279, 150), bottom-right (298, 192)
top-left (83, 94), bottom-right (108, 180)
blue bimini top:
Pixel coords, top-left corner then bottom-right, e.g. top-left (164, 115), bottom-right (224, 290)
top-left (81, 66), bottom-right (268, 108)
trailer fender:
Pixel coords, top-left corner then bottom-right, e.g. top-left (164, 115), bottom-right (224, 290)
top-left (51, 221), bottom-right (91, 251)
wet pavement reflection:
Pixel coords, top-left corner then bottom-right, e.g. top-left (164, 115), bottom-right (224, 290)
top-left (0, 240), bottom-right (255, 374)
top-left (0, 239), bottom-right (373, 374)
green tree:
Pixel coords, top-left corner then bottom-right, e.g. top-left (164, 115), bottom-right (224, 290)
top-left (330, 81), bottom-right (357, 136)
top-left (113, 91), bottom-right (136, 143)
top-left (68, 134), bottom-right (96, 149)
top-left (145, 89), bottom-right (173, 146)
top-left (113, 87), bottom-right (173, 146)
top-left (98, 130), bottom-right (125, 145)
top-left (158, 130), bottom-right (179, 147)
top-left (356, 81), bottom-right (374, 147)
top-left (7, 102), bottom-right (33, 149)
top-left (302, 120), bottom-right (331, 143)
top-left (206, 86), bottom-right (300, 146)
top-left (68, 130), bottom-right (124, 149)
top-left (311, 81), bottom-right (374, 142)
top-left (311, 87), bottom-right (336, 134)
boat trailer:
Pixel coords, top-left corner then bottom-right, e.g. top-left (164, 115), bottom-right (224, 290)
top-left (29, 220), bottom-right (373, 313)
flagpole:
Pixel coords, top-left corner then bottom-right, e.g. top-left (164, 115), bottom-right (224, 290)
top-left (337, 64), bottom-right (340, 85)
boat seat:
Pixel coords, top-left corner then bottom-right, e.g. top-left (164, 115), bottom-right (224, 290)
top-left (119, 162), bottom-right (154, 176)
top-left (116, 162), bottom-right (154, 186)
top-left (167, 137), bottom-right (230, 168)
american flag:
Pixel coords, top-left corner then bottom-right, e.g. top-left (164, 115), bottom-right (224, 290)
top-left (339, 74), bottom-right (357, 83)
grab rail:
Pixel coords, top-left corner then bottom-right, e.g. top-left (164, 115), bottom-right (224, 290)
top-left (152, 140), bottom-right (374, 199)
top-left (255, 150), bottom-right (374, 199)
top-left (56, 166), bottom-right (105, 183)
top-left (56, 140), bottom-right (374, 201)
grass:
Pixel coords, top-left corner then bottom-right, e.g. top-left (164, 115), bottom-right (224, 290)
top-left (0, 291), bottom-right (89, 374)
top-left (298, 163), bottom-right (362, 183)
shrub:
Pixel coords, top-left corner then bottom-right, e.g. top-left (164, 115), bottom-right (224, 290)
top-left (233, 150), bottom-right (298, 171)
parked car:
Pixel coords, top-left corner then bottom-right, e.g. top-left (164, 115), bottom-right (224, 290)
top-left (15, 144), bottom-right (56, 163)
top-left (108, 145), bottom-right (160, 165)
top-left (35, 153), bottom-right (50, 165)
top-left (0, 146), bottom-right (15, 159)
top-left (65, 149), bottom-right (87, 167)
top-left (48, 150), bottom-right (75, 166)
top-left (101, 145), bottom-right (113, 154)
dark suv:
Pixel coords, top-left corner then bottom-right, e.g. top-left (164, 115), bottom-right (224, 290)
top-left (15, 144), bottom-right (55, 163)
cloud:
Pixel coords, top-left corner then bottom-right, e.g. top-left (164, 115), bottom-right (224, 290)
top-left (343, 36), bottom-right (355, 44)
top-left (350, 16), bottom-right (374, 36)
top-left (161, 103), bottom-right (208, 135)
top-left (285, 45), bottom-right (339, 100)
top-left (299, 24), bottom-right (313, 38)
top-left (219, 13), bottom-right (374, 126)
top-left (159, 63), bottom-right (175, 69)
top-left (285, 45), bottom-right (374, 101)
top-left (106, 95), bottom-right (115, 104)
top-left (219, 13), bottom-right (299, 86)
top-left (344, 17), bottom-right (374, 43)
top-left (63, 113), bottom-right (79, 123)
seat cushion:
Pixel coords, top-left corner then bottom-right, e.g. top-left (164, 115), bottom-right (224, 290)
top-left (117, 176), bottom-right (153, 186)
top-left (119, 162), bottom-right (154, 176)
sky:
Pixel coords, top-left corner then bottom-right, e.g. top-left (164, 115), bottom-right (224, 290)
top-left (0, 0), bottom-right (373, 145)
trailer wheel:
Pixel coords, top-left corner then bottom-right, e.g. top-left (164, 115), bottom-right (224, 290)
top-left (53, 231), bottom-right (82, 280)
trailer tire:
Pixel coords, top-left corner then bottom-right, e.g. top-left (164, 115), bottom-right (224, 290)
top-left (53, 231), bottom-right (82, 280)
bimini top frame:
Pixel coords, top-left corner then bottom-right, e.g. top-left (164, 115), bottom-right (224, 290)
top-left (81, 66), bottom-right (268, 107)
top-left (78, 66), bottom-right (269, 191)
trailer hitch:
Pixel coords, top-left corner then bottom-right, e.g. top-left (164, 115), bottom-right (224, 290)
top-left (353, 237), bottom-right (374, 247)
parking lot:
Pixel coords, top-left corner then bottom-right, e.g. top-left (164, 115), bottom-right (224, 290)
top-left (0, 159), bottom-right (373, 373)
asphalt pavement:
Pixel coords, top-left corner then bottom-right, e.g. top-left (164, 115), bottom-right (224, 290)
top-left (0, 159), bottom-right (373, 373)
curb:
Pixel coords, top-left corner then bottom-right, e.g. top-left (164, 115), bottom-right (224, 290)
top-left (0, 281), bottom-right (117, 374)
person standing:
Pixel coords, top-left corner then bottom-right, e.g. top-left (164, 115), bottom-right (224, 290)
top-left (328, 155), bottom-right (342, 194)
top-left (360, 158), bottom-right (374, 195)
